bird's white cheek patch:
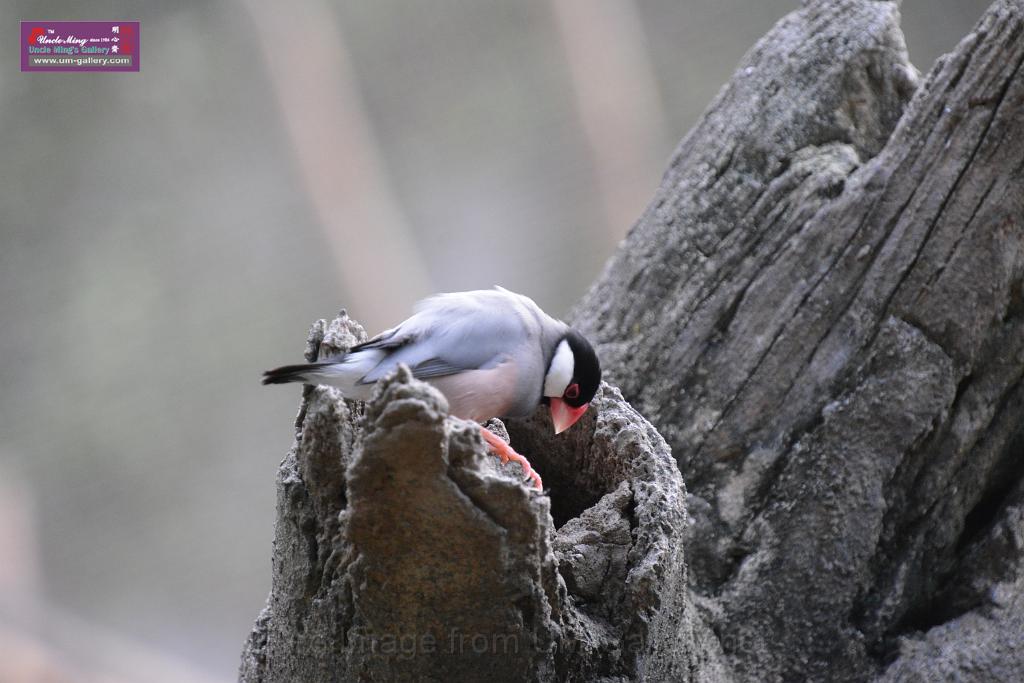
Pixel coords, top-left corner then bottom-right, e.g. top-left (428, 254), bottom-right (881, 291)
top-left (544, 339), bottom-right (574, 397)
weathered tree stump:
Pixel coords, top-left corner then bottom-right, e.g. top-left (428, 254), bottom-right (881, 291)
top-left (243, 0), bottom-right (1024, 680)
top-left (575, 0), bottom-right (1024, 680)
top-left (239, 314), bottom-right (705, 681)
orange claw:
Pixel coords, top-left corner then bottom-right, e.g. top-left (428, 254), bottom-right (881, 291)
top-left (479, 427), bottom-right (543, 490)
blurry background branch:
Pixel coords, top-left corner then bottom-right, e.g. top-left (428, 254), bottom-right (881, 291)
top-left (550, 0), bottom-right (669, 244)
top-left (243, 0), bottom-right (432, 331)
top-left (0, 467), bottom-right (223, 683)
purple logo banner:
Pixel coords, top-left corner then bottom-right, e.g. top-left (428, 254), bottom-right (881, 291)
top-left (21, 21), bottom-right (139, 72)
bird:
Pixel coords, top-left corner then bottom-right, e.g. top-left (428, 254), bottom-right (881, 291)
top-left (262, 287), bottom-right (601, 490)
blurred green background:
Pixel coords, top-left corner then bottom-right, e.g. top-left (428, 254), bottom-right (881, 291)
top-left (0, 1), bottom-right (991, 680)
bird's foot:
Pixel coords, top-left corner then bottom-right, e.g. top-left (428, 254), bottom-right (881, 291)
top-left (479, 427), bottom-right (543, 490)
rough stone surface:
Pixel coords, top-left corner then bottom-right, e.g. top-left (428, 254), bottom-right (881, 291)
top-left (876, 482), bottom-right (1024, 682)
top-left (240, 317), bottom-right (700, 681)
top-left (571, 0), bottom-right (1024, 680)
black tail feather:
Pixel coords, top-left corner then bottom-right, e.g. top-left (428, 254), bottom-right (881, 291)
top-left (262, 362), bottom-right (321, 385)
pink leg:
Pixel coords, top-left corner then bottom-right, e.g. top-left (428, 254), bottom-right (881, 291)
top-left (479, 428), bottom-right (543, 490)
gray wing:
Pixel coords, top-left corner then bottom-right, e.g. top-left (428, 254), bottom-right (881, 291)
top-left (357, 288), bottom-right (550, 384)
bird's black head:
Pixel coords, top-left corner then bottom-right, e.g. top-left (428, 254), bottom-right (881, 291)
top-left (560, 328), bottom-right (601, 408)
top-left (542, 328), bottom-right (601, 434)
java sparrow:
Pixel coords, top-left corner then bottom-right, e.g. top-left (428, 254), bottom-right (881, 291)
top-left (262, 287), bottom-right (601, 489)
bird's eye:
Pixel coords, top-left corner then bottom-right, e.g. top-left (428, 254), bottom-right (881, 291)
top-left (565, 383), bottom-right (580, 400)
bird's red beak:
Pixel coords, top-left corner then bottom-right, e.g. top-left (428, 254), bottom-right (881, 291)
top-left (550, 398), bottom-right (589, 434)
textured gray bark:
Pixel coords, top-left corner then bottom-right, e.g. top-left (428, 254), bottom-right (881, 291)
top-left (243, 0), bottom-right (1024, 680)
top-left (574, 0), bottom-right (1024, 680)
